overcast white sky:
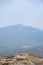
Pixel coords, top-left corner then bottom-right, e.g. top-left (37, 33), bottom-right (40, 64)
top-left (0, 0), bottom-right (43, 29)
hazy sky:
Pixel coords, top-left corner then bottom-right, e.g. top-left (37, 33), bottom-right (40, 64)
top-left (0, 0), bottom-right (43, 29)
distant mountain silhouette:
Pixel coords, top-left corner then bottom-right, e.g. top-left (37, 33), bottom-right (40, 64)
top-left (0, 24), bottom-right (43, 56)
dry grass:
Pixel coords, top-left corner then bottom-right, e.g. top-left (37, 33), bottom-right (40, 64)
top-left (0, 53), bottom-right (43, 65)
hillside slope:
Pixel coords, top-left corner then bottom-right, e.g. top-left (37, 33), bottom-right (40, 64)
top-left (28, 45), bottom-right (43, 57)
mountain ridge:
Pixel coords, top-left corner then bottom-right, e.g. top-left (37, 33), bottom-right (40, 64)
top-left (0, 24), bottom-right (42, 31)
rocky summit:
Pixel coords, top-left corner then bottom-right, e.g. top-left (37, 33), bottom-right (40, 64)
top-left (0, 53), bottom-right (43, 65)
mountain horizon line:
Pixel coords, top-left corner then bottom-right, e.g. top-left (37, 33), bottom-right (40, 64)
top-left (0, 24), bottom-right (42, 31)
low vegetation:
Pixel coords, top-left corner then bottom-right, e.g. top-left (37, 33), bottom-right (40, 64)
top-left (0, 53), bottom-right (43, 65)
top-left (2, 63), bottom-right (9, 65)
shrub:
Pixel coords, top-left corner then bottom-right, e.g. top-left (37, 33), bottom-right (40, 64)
top-left (2, 63), bottom-right (9, 65)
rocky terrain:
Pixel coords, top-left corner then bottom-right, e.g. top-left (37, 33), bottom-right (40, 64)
top-left (0, 53), bottom-right (43, 65)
